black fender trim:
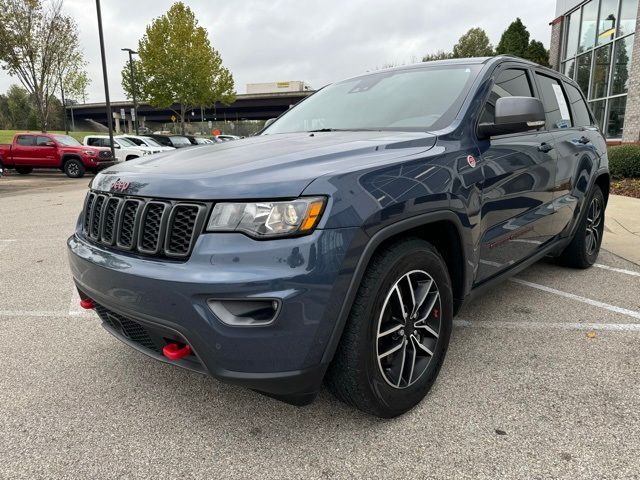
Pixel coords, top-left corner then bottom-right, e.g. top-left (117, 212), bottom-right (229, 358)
top-left (320, 210), bottom-right (469, 365)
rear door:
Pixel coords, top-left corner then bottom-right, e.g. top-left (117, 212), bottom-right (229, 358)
top-left (12, 134), bottom-right (37, 165)
top-left (542, 78), bottom-right (606, 237)
top-left (475, 65), bottom-right (558, 283)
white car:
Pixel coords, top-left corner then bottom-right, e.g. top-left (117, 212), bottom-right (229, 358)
top-left (216, 134), bottom-right (243, 142)
top-left (83, 135), bottom-right (156, 162)
top-left (119, 135), bottom-right (175, 152)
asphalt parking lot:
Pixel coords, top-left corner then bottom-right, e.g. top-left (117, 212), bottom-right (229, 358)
top-left (1, 172), bottom-right (639, 479)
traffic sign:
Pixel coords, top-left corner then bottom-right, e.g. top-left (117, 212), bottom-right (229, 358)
top-left (171, 115), bottom-right (177, 123)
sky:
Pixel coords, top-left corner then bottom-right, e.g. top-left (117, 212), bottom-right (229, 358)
top-left (0, 0), bottom-right (557, 102)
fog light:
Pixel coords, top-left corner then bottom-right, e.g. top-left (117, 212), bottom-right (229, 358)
top-left (207, 299), bottom-right (280, 326)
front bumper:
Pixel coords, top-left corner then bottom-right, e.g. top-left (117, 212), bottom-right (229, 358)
top-left (68, 227), bottom-right (361, 397)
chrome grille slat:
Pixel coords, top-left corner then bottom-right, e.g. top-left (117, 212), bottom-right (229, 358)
top-left (81, 192), bottom-right (205, 260)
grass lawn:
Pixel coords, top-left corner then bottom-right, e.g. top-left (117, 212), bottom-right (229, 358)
top-left (0, 130), bottom-right (96, 144)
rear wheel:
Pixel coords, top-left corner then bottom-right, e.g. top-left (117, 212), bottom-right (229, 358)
top-left (64, 159), bottom-right (85, 178)
top-left (326, 238), bottom-right (453, 418)
top-left (15, 166), bottom-right (33, 175)
top-left (558, 185), bottom-right (605, 268)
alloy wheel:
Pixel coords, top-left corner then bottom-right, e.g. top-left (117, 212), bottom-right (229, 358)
top-left (585, 196), bottom-right (603, 256)
top-left (67, 162), bottom-right (79, 177)
top-left (376, 270), bottom-right (441, 389)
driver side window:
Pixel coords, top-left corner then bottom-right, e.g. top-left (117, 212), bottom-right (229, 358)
top-left (480, 69), bottom-right (534, 124)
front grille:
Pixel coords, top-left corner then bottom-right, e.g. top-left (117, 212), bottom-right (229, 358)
top-left (82, 191), bottom-right (206, 259)
top-left (98, 151), bottom-right (112, 160)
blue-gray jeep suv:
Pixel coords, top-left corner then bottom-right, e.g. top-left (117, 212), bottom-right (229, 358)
top-left (68, 56), bottom-right (609, 417)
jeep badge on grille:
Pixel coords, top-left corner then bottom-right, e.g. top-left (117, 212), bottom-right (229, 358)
top-left (111, 178), bottom-right (131, 193)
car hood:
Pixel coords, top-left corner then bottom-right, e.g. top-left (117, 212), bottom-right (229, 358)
top-left (91, 131), bottom-right (437, 199)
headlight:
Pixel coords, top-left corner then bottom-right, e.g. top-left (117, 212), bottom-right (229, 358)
top-left (206, 197), bottom-right (326, 238)
top-left (143, 150), bottom-right (152, 156)
top-left (83, 150), bottom-right (96, 156)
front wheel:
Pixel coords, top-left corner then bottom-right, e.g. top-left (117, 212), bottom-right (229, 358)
top-left (64, 159), bottom-right (85, 178)
top-left (325, 238), bottom-right (453, 418)
top-left (558, 185), bottom-right (605, 269)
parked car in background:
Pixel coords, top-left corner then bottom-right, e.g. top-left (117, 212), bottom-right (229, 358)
top-left (147, 134), bottom-right (194, 149)
top-left (185, 135), bottom-right (219, 145)
top-left (119, 135), bottom-right (175, 152)
top-left (83, 135), bottom-right (155, 162)
top-left (0, 132), bottom-right (115, 178)
top-left (216, 134), bottom-right (242, 141)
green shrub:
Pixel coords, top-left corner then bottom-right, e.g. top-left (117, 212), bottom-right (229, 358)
top-left (608, 144), bottom-right (640, 178)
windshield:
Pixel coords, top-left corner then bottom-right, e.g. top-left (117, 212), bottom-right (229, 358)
top-left (52, 134), bottom-right (81, 146)
top-left (142, 137), bottom-right (163, 147)
top-left (170, 136), bottom-right (192, 145)
top-left (116, 137), bottom-right (137, 147)
top-left (264, 65), bottom-right (480, 134)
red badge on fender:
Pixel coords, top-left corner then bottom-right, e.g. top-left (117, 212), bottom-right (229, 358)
top-left (467, 155), bottom-right (476, 168)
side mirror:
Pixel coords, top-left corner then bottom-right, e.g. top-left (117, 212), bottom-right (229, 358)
top-left (478, 96), bottom-right (546, 139)
top-left (113, 143), bottom-right (121, 149)
top-left (45, 141), bottom-right (56, 147)
top-left (264, 118), bottom-right (277, 128)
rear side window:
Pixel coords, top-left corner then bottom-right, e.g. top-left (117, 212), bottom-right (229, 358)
top-left (16, 135), bottom-right (35, 146)
top-left (535, 74), bottom-right (572, 130)
top-left (564, 83), bottom-right (592, 127)
top-left (87, 137), bottom-right (100, 147)
top-left (480, 69), bottom-right (533, 124)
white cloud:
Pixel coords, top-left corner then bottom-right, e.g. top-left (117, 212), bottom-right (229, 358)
top-left (0, 0), bottom-right (556, 102)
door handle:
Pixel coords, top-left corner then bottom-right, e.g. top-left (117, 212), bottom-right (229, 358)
top-left (578, 136), bottom-right (591, 144)
top-left (538, 142), bottom-right (554, 153)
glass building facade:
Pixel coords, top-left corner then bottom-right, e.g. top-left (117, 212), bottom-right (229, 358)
top-left (559, 0), bottom-right (638, 138)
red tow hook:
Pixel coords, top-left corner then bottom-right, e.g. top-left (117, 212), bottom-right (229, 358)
top-left (79, 298), bottom-right (95, 309)
top-left (162, 343), bottom-right (192, 361)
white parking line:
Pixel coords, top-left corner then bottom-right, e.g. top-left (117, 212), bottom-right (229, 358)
top-left (455, 319), bottom-right (640, 332)
top-left (594, 263), bottom-right (640, 277)
top-left (510, 278), bottom-right (640, 320)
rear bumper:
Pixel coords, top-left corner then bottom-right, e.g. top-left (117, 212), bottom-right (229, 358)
top-left (67, 227), bottom-right (361, 397)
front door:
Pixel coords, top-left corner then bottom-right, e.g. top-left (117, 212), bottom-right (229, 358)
top-left (475, 67), bottom-right (558, 283)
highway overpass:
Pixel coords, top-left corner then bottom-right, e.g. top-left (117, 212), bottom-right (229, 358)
top-left (67, 91), bottom-right (315, 127)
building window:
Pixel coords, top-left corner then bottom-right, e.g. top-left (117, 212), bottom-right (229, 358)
top-left (560, 0), bottom-right (637, 138)
top-left (591, 44), bottom-right (612, 98)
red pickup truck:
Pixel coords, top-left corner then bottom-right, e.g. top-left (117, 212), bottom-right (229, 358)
top-left (0, 132), bottom-right (116, 178)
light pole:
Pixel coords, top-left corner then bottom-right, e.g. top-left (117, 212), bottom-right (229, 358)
top-left (122, 48), bottom-right (139, 135)
top-left (95, 0), bottom-right (115, 160)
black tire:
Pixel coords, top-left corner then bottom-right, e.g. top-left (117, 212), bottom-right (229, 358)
top-left (325, 238), bottom-right (453, 418)
top-left (64, 159), bottom-right (85, 178)
top-left (558, 185), bottom-right (605, 269)
top-left (15, 166), bottom-right (33, 175)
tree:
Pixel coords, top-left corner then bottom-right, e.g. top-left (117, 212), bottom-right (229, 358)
top-left (132, 2), bottom-right (235, 134)
top-left (496, 18), bottom-right (530, 58)
top-left (525, 40), bottom-right (550, 67)
top-left (65, 68), bottom-right (90, 103)
top-left (120, 59), bottom-right (146, 101)
top-left (5, 84), bottom-right (31, 129)
top-left (422, 50), bottom-right (452, 62)
top-left (0, 0), bottom-right (84, 131)
top-left (452, 28), bottom-right (494, 58)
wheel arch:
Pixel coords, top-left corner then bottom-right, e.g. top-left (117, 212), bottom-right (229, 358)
top-left (320, 210), bottom-right (470, 365)
top-left (594, 171), bottom-right (610, 206)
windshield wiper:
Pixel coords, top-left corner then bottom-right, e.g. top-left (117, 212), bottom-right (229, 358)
top-left (307, 128), bottom-right (379, 133)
